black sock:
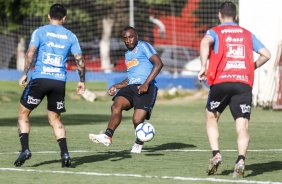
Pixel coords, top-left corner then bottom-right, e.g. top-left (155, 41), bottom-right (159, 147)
top-left (135, 139), bottom-right (144, 145)
top-left (105, 128), bottom-right (114, 138)
top-left (57, 138), bottom-right (69, 157)
top-left (212, 150), bottom-right (220, 157)
top-left (236, 155), bottom-right (245, 163)
top-left (19, 133), bottom-right (29, 151)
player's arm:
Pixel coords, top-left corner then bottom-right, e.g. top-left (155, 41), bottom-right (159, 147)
top-left (254, 48), bottom-right (271, 69)
top-left (19, 46), bottom-right (37, 87)
top-left (252, 34), bottom-right (271, 69)
top-left (144, 54), bottom-right (163, 84)
top-left (108, 78), bottom-right (129, 96)
top-left (138, 54), bottom-right (163, 94)
top-left (74, 53), bottom-right (86, 94)
top-left (198, 35), bottom-right (214, 81)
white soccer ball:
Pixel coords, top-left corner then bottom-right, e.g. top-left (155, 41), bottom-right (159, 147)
top-left (135, 122), bottom-right (155, 142)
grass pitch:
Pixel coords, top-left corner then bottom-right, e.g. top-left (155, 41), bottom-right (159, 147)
top-left (0, 81), bottom-right (282, 184)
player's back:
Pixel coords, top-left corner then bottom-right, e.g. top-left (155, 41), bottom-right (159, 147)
top-left (30, 24), bottom-right (81, 82)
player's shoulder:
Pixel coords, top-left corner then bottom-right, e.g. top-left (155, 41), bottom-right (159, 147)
top-left (139, 40), bottom-right (152, 47)
top-left (138, 40), bottom-right (154, 51)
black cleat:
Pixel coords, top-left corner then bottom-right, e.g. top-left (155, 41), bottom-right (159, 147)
top-left (61, 153), bottom-right (71, 168)
top-left (14, 149), bottom-right (32, 167)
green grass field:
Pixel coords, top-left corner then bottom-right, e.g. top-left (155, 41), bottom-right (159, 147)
top-left (0, 81), bottom-right (282, 184)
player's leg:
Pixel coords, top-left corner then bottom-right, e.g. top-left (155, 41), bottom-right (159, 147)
top-left (205, 109), bottom-right (221, 152)
top-left (46, 79), bottom-right (71, 167)
top-left (130, 109), bottom-right (147, 153)
top-left (107, 96), bottom-right (132, 131)
top-left (14, 104), bottom-right (32, 166)
top-left (229, 83), bottom-right (252, 178)
top-left (205, 109), bottom-right (223, 174)
top-left (47, 110), bottom-right (71, 167)
top-left (89, 94), bottom-right (131, 146)
top-left (205, 83), bottom-right (231, 175)
top-left (14, 79), bottom-right (43, 167)
top-left (235, 117), bottom-right (249, 157)
top-left (130, 84), bottom-right (158, 153)
top-left (232, 117), bottom-right (249, 178)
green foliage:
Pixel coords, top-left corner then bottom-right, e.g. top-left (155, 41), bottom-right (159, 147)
top-left (96, 0), bottom-right (116, 5)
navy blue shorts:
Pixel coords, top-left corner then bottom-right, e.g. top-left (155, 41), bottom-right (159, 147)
top-left (114, 84), bottom-right (158, 120)
top-left (20, 78), bottom-right (66, 113)
top-left (206, 82), bottom-right (252, 120)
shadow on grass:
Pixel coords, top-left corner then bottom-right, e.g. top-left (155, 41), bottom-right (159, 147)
top-left (30, 151), bottom-right (132, 168)
top-left (221, 161), bottom-right (282, 177)
top-left (146, 142), bottom-right (197, 152)
top-left (29, 142), bottom-right (196, 168)
top-left (0, 114), bottom-right (131, 126)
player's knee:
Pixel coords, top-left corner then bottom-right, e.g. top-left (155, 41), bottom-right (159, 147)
top-left (132, 119), bottom-right (143, 128)
top-left (111, 103), bottom-right (123, 113)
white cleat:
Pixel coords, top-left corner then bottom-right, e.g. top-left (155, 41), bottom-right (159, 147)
top-left (89, 133), bottom-right (112, 146)
top-left (130, 143), bottom-right (143, 154)
top-left (233, 160), bottom-right (245, 178)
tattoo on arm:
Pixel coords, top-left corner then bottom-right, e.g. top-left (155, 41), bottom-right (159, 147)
top-left (74, 54), bottom-right (86, 82)
top-left (23, 46), bottom-right (37, 75)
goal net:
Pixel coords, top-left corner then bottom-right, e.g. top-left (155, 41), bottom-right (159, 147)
top-left (0, 0), bottom-right (237, 73)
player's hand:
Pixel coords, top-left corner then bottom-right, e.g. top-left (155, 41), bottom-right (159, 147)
top-left (137, 83), bottom-right (149, 94)
top-left (108, 86), bottom-right (117, 96)
top-left (19, 75), bottom-right (27, 87)
top-left (198, 68), bottom-right (207, 83)
top-left (76, 82), bottom-right (85, 94)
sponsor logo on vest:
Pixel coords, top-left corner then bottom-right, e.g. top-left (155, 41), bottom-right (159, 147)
top-left (210, 101), bottom-right (220, 109)
top-left (225, 61), bottom-right (246, 69)
top-left (240, 104), bottom-right (251, 113)
top-left (42, 52), bottom-right (63, 67)
top-left (57, 101), bottom-right (64, 109)
top-left (221, 28), bottom-right (243, 34)
top-left (126, 58), bottom-right (139, 69)
top-left (46, 41), bottom-right (65, 49)
top-left (46, 32), bottom-right (67, 39)
top-left (225, 37), bottom-right (244, 42)
top-left (220, 74), bottom-right (249, 82)
top-left (43, 66), bottom-right (61, 73)
top-left (226, 44), bottom-right (245, 58)
top-left (27, 96), bottom-right (41, 105)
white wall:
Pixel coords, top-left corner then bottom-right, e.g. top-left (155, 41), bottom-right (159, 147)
top-left (239, 0), bottom-right (282, 107)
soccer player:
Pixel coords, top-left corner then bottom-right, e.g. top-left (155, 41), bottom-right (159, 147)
top-left (89, 26), bottom-right (163, 153)
top-left (198, 1), bottom-right (271, 177)
top-left (14, 3), bottom-right (85, 167)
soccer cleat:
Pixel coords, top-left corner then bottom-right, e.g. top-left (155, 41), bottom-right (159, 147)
top-left (89, 133), bottom-right (112, 146)
top-left (206, 153), bottom-right (222, 175)
top-left (61, 153), bottom-right (72, 168)
top-left (130, 143), bottom-right (143, 154)
top-left (233, 160), bottom-right (245, 178)
top-left (14, 149), bottom-right (32, 167)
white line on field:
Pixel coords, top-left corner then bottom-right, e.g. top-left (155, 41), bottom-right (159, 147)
top-left (1, 149), bottom-right (282, 155)
top-left (0, 168), bottom-right (281, 184)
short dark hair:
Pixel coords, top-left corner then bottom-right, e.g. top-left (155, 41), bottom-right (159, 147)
top-left (49, 3), bottom-right (67, 20)
top-left (219, 1), bottom-right (237, 20)
top-left (123, 26), bottom-right (137, 34)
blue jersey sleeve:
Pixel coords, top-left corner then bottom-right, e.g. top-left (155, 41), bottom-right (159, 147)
top-left (252, 34), bottom-right (265, 52)
top-left (29, 28), bottom-right (41, 47)
top-left (70, 34), bottom-right (82, 55)
top-left (206, 29), bottom-right (219, 53)
top-left (140, 42), bottom-right (157, 60)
